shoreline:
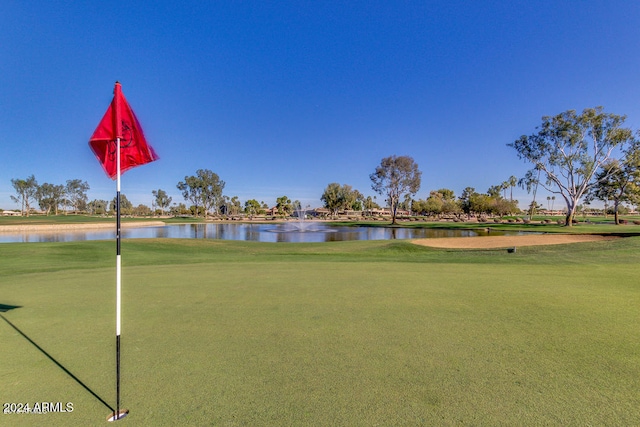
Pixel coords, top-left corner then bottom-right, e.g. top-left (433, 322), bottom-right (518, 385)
top-left (0, 222), bottom-right (625, 248)
top-left (0, 221), bottom-right (165, 233)
top-left (0, 218), bottom-right (319, 231)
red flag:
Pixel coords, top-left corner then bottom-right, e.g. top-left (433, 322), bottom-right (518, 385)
top-left (89, 82), bottom-right (159, 179)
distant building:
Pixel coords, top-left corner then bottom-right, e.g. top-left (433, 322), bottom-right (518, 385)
top-left (265, 206), bottom-right (278, 216)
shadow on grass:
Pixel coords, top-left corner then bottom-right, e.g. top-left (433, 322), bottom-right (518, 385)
top-left (0, 303), bottom-right (21, 312)
top-left (0, 306), bottom-right (114, 413)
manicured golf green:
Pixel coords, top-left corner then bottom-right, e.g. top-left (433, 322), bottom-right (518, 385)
top-left (1, 238), bottom-right (639, 425)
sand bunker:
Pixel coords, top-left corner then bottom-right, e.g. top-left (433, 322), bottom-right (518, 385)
top-left (412, 234), bottom-right (618, 249)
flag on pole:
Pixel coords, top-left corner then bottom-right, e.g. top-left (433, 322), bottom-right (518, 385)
top-left (89, 82), bottom-right (159, 178)
top-left (88, 82), bottom-right (157, 422)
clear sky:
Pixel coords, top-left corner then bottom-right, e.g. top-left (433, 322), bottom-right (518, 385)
top-left (1, 1), bottom-right (639, 211)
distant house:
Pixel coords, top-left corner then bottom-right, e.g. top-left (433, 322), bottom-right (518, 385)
top-left (265, 206), bottom-right (278, 216)
top-left (313, 208), bottom-right (330, 218)
top-left (1, 210), bottom-right (22, 216)
top-left (366, 208), bottom-right (387, 216)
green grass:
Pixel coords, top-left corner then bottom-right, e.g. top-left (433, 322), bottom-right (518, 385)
top-left (2, 238), bottom-right (640, 425)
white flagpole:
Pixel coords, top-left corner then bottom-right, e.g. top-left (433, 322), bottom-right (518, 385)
top-left (108, 135), bottom-right (128, 421)
top-left (116, 135), bottom-right (122, 413)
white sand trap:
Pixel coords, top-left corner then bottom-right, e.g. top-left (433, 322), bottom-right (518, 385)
top-left (412, 234), bottom-right (618, 249)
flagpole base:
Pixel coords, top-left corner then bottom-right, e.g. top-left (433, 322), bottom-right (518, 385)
top-left (107, 409), bottom-right (129, 422)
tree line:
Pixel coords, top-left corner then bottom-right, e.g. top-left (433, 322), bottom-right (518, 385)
top-left (322, 107), bottom-right (640, 226)
top-left (174, 169), bottom-right (305, 218)
top-left (7, 107), bottom-right (639, 226)
top-left (3, 150), bottom-right (512, 224)
top-left (9, 175), bottom-right (90, 216)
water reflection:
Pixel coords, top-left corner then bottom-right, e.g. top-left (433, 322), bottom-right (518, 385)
top-left (0, 223), bottom-right (513, 244)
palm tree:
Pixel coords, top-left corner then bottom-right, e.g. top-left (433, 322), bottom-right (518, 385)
top-left (508, 175), bottom-right (517, 201)
top-left (547, 196), bottom-right (551, 211)
top-left (502, 181), bottom-right (509, 199)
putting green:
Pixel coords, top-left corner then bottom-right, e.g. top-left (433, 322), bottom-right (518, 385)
top-left (2, 238), bottom-right (640, 425)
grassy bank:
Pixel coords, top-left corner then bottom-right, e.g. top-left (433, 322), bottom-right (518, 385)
top-left (4, 213), bottom-right (640, 236)
top-left (2, 238), bottom-right (640, 425)
top-left (0, 215), bottom-right (170, 227)
top-left (333, 219), bottom-right (640, 236)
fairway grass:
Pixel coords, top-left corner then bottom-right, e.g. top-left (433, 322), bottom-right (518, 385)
top-left (2, 238), bottom-right (640, 425)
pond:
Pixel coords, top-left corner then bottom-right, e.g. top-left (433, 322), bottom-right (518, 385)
top-left (0, 222), bottom-right (525, 244)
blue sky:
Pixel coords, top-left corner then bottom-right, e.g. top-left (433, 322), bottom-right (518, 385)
top-left (1, 1), bottom-right (639, 211)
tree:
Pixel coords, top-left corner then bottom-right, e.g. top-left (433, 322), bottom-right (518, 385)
top-left (177, 175), bottom-right (202, 216)
top-left (170, 203), bottom-right (189, 216)
top-left (370, 155), bottom-right (421, 224)
top-left (411, 198), bottom-right (428, 216)
top-left (199, 170), bottom-right (225, 215)
top-left (321, 183), bottom-right (357, 218)
top-left (292, 200), bottom-right (303, 216)
top-left (487, 184), bottom-right (503, 198)
top-left (363, 196), bottom-right (380, 216)
top-left (152, 189), bottom-right (172, 214)
top-left (88, 199), bottom-right (108, 215)
top-left (508, 175), bottom-right (517, 201)
top-left (352, 190), bottom-right (364, 211)
top-left (485, 185), bottom-right (518, 216)
top-left (459, 187), bottom-right (476, 217)
top-left (470, 193), bottom-right (493, 216)
top-left (586, 143), bottom-right (640, 224)
top-left (36, 183), bottom-right (65, 215)
top-left (509, 107), bottom-right (635, 226)
top-left (65, 179), bottom-right (90, 213)
top-left (492, 197), bottom-right (518, 217)
top-left (527, 201), bottom-right (543, 217)
top-left (133, 204), bottom-right (152, 216)
top-left (244, 199), bottom-right (263, 217)
top-left (10, 175), bottom-right (38, 216)
top-left (276, 195), bottom-right (292, 218)
top-left (177, 169), bottom-right (225, 217)
top-left (458, 186), bottom-right (517, 217)
top-left (415, 189), bottom-right (460, 217)
top-left (439, 189), bottom-right (461, 217)
top-left (225, 196), bottom-right (242, 216)
top-left (343, 187), bottom-right (358, 212)
top-left (400, 194), bottom-right (413, 214)
top-left (418, 192), bottom-right (443, 217)
top-left (110, 194), bottom-right (133, 215)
